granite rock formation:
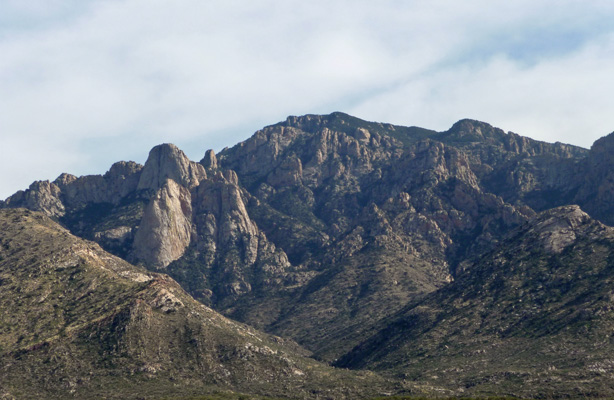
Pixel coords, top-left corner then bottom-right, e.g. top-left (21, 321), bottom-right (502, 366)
top-left (4, 112), bottom-right (614, 377)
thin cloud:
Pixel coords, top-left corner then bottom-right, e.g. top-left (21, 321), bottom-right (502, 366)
top-left (2, 1), bottom-right (614, 198)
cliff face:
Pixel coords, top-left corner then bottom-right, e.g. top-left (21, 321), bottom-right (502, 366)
top-left (5, 112), bottom-right (613, 366)
top-left (130, 178), bottom-right (193, 268)
top-left (572, 132), bottom-right (614, 225)
top-left (167, 169), bottom-right (293, 312)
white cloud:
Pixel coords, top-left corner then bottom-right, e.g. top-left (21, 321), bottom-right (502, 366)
top-left (2, 1), bottom-right (614, 198)
top-left (350, 31), bottom-right (614, 146)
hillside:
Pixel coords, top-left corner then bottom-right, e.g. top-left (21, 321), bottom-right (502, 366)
top-left (337, 206), bottom-right (614, 398)
top-left (0, 208), bottom-right (395, 399)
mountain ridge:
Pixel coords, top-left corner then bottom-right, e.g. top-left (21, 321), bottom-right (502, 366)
top-left (3, 112), bottom-right (614, 398)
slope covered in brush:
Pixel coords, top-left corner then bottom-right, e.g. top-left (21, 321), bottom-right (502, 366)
top-left (337, 205), bottom-right (614, 398)
top-left (0, 208), bottom-right (395, 399)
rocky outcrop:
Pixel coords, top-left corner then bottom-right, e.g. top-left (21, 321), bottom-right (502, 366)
top-left (4, 180), bottom-right (65, 217)
top-left (201, 149), bottom-right (218, 171)
top-left (138, 143), bottom-right (206, 190)
top-left (572, 132), bottom-right (614, 225)
top-left (131, 179), bottom-right (193, 269)
top-left (219, 116), bottom-right (400, 191)
top-left (528, 205), bottom-right (593, 253)
top-left (53, 161), bottom-right (143, 207)
top-left (169, 169), bottom-right (291, 307)
top-left (3, 161), bottom-right (144, 219)
top-left (267, 155), bottom-right (303, 187)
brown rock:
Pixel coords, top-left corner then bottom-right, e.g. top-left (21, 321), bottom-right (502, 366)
top-left (5, 180), bottom-right (64, 217)
top-left (267, 156), bottom-right (303, 187)
top-left (201, 149), bottom-right (218, 170)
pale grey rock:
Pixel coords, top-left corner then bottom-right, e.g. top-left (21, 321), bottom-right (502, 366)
top-left (354, 127), bottom-right (371, 142)
top-left (131, 179), bottom-right (193, 268)
top-left (55, 174), bottom-right (107, 206)
top-left (94, 226), bottom-right (133, 242)
top-left (195, 171), bottom-right (260, 263)
top-left (530, 205), bottom-right (592, 254)
top-left (267, 155), bottom-right (303, 187)
top-left (104, 161), bottom-right (143, 201)
top-left (190, 170), bottom-right (290, 298)
top-left (53, 161), bottom-right (143, 207)
top-left (138, 143), bottom-right (206, 191)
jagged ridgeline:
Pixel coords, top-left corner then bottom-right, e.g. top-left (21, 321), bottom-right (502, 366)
top-left (3, 112), bottom-right (614, 398)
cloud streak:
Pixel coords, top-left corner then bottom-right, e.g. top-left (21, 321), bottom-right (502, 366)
top-left (2, 1), bottom-right (614, 198)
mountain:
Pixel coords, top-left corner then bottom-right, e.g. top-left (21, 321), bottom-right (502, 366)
top-left (2, 113), bottom-right (606, 362)
top-left (337, 205), bottom-right (614, 398)
top-left (3, 112), bottom-right (614, 397)
top-left (0, 208), bottom-right (395, 399)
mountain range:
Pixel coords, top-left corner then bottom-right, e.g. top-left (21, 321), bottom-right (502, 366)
top-left (2, 112), bottom-right (614, 399)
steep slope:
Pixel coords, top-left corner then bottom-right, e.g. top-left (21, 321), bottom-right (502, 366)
top-left (337, 205), bottom-right (614, 398)
top-left (209, 113), bottom-right (579, 359)
top-left (0, 113), bottom-right (597, 362)
top-left (0, 208), bottom-right (395, 399)
top-left (572, 131), bottom-right (614, 226)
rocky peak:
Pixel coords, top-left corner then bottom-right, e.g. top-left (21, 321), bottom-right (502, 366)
top-left (442, 119), bottom-right (506, 143)
top-left (54, 173), bottom-right (78, 186)
top-left (103, 161), bottom-right (144, 200)
top-left (105, 160), bottom-right (143, 178)
top-left (441, 119), bottom-right (587, 159)
top-left (138, 143), bottom-right (206, 191)
top-left (280, 112), bottom-right (349, 132)
top-left (201, 149), bottom-right (218, 171)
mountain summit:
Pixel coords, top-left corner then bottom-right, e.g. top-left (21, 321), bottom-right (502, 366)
top-left (3, 113), bottom-right (614, 398)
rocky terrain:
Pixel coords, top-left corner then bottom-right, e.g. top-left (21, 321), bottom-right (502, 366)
top-left (0, 208), bottom-right (395, 399)
top-left (3, 112), bottom-right (614, 398)
top-left (337, 205), bottom-right (614, 398)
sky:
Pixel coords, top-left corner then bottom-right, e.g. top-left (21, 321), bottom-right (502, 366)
top-left (2, 0), bottom-right (614, 199)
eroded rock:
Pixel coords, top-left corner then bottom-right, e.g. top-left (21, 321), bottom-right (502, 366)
top-left (131, 179), bottom-right (193, 268)
top-left (138, 143), bottom-right (206, 191)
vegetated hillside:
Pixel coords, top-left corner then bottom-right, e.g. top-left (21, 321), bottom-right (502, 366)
top-left (2, 112), bottom-right (612, 365)
top-left (0, 208), bottom-right (396, 400)
top-left (337, 205), bottom-right (614, 398)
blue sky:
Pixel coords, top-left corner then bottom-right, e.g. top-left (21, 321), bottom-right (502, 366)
top-left (2, 0), bottom-right (614, 199)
